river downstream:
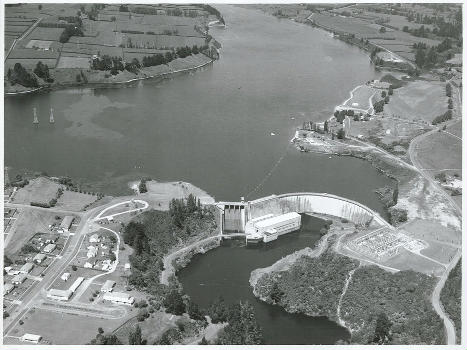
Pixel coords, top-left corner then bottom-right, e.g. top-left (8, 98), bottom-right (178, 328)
top-left (5, 5), bottom-right (392, 344)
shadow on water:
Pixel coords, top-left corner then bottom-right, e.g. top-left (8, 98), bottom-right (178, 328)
top-left (178, 214), bottom-right (350, 344)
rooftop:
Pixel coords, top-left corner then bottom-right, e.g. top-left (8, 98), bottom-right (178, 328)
top-left (255, 212), bottom-right (301, 229)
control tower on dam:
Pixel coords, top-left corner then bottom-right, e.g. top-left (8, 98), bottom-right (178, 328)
top-left (217, 193), bottom-right (390, 234)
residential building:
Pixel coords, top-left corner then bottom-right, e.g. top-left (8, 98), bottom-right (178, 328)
top-left (19, 262), bottom-right (34, 274)
top-left (4, 283), bottom-right (15, 295)
top-left (43, 243), bottom-right (56, 253)
top-left (69, 277), bottom-right (84, 293)
top-left (61, 272), bottom-right (70, 281)
top-left (21, 334), bottom-right (42, 344)
top-left (60, 216), bottom-right (74, 232)
top-left (33, 253), bottom-right (46, 264)
top-left (47, 288), bottom-right (73, 301)
top-left (89, 234), bottom-right (100, 243)
top-left (101, 280), bottom-right (116, 293)
top-left (103, 291), bottom-right (134, 305)
top-left (12, 274), bottom-right (27, 285)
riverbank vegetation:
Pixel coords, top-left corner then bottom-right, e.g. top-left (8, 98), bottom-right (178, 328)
top-left (207, 298), bottom-right (263, 345)
top-left (341, 266), bottom-right (445, 344)
top-left (253, 251), bottom-right (358, 320)
top-left (123, 194), bottom-right (217, 293)
top-left (440, 259), bottom-right (461, 343)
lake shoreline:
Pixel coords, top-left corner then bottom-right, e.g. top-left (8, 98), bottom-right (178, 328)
top-left (5, 55), bottom-right (215, 97)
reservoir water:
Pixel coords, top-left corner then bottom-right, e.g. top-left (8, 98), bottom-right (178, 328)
top-left (5, 5), bottom-right (392, 344)
top-left (178, 215), bottom-right (351, 344)
top-left (4, 5), bottom-right (389, 212)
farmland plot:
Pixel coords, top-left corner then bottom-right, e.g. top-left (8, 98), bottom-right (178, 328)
top-left (56, 56), bottom-right (91, 69)
top-left (26, 27), bottom-right (65, 41)
top-left (5, 58), bottom-right (58, 70)
top-left (25, 39), bottom-right (54, 50)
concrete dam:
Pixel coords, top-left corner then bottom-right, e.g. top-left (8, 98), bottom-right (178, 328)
top-left (217, 193), bottom-right (390, 234)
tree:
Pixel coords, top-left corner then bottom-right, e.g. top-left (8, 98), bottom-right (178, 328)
top-left (129, 325), bottom-right (143, 345)
top-left (199, 336), bottom-right (208, 345)
top-left (379, 26), bottom-right (386, 33)
top-left (270, 282), bottom-right (284, 304)
top-left (388, 86), bottom-right (393, 95)
top-left (371, 312), bottom-right (392, 344)
top-left (98, 327), bottom-right (104, 334)
top-left (216, 301), bottom-right (263, 345)
top-left (415, 47), bottom-right (426, 68)
top-left (187, 299), bottom-right (204, 320)
top-left (163, 289), bottom-right (186, 315)
top-left (208, 296), bottom-right (229, 323)
top-left (381, 90), bottom-right (387, 98)
top-left (337, 128), bottom-right (345, 140)
top-left (324, 120), bottom-right (329, 133)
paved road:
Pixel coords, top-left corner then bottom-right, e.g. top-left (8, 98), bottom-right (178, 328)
top-left (3, 199), bottom-right (148, 336)
top-left (349, 115), bottom-right (461, 344)
top-left (407, 117), bottom-right (461, 345)
top-left (5, 17), bottom-right (42, 61)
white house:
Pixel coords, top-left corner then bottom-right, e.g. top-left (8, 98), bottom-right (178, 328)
top-left (103, 291), bottom-right (134, 305)
top-left (19, 262), bottom-right (34, 274)
top-left (84, 262), bottom-right (94, 269)
top-left (21, 333), bottom-right (42, 344)
top-left (3, 283), bottom-right (15, 295)
top-left (89, 234), bottom-right (100, 243)
top-left (87, 246), bottom-right (98, 258)
top-left (101, 280), bottom-right (116, 293)
top-left (43, 243), bottom-right (56, 253)
top-left (12, 274), bottom-right (27, 285)
top-left (33, 253), bottom-right (46, 264)
top-left (60, 216), bottom-right (74, 232)
top-left (47, 288), bottom-right (73, 301)
top-left (61, 272), bottom-right (70, 281)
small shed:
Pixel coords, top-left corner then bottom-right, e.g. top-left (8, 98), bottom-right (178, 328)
top-left (60, 216), bottom-right (74, 232)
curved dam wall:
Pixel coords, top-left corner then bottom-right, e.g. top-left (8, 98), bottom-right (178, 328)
top-left (247, 193), bottom-right (389, 227)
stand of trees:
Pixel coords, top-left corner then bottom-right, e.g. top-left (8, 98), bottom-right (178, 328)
top-left (122, 195), bottom-right (216, 293)
top-left (34, 61), bottom-right (53, 83)
top-left (207, 299), bottom-right (263, 345)
top-left (59, 24), bottom-right (84, 43)
top-left (7, 63), bottom-right (38, 88)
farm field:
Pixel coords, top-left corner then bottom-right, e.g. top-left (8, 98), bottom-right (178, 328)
top-left (403, 219), bottom-right (461, 246)
top-left (4, 3), bottom-right (219, 93)
top-left (56, 56), bottom-right (91, 69)
top-left (311, 13), bottom-right (380, 38)
top-left (384, 80), bottom-right (447, 122)
top-left (384, 248), bottom-right (445, 276)
top-left (4, 208), bottom-right (60, 255)
top-left (12, 177), bottom-right (63, 205)
top-left (55, 191), bottom-right (97, 211)
top-left (415, 130), bottom-right (462, 173)
top-left (4, 307), bottom-right (134, 345)
top-left (421, 242), bottom-right (459, 265)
